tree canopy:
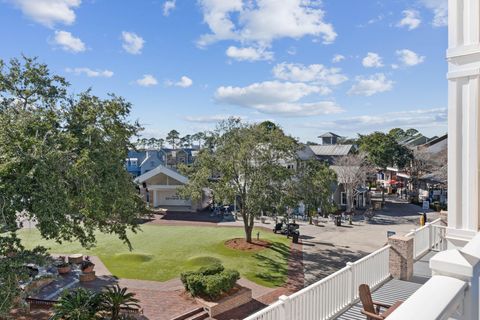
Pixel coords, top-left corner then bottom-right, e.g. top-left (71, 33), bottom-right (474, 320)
top-left (0, 56), bottom-right (146, 315)
top-left (179, 119), bottom-right (298, 242)
top-left (358, 131), bottom-right (412, 170)
top-left (294, 160), bottom-right (337, 217)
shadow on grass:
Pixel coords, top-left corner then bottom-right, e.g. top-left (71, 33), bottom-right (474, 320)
top-left (252, 241), bottom-right (291, 285)
top-left (253, 254), bottom-right (288, 284)
top-left (267, 241), bottom-right (291, 257)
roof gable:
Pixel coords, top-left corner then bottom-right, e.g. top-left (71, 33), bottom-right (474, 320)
top-left (134, 164), bottom-right (189, 184)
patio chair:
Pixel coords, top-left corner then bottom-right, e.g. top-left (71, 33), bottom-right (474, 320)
top-left (359, 284), bottom-right (402, 319)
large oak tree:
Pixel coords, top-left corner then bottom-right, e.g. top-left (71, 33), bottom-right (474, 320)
top-left (0, 57), bottom-right (146, 315)
top-left (179, 119), bottom-right (298, 242)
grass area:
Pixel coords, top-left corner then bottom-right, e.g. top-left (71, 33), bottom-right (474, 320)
top-left (19, 225), bottom-right (291, 288)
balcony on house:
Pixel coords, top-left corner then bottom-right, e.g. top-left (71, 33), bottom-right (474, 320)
top-left (244, 219), bottom-right (453, 320)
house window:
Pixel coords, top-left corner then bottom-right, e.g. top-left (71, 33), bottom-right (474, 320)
top-left (341, 192), bottom-right (347, 205)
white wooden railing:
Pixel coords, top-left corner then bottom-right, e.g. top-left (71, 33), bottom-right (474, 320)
top-left (405, 218), bottom-right (446, 259)
top-left (244, 245), bottom-right (391, 320)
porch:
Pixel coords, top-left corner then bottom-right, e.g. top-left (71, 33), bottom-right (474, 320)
top-left (335, 251), bottom-right (436, 320)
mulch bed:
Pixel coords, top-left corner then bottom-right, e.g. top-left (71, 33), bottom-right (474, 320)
top-left (224, 238), bottom-right (271, 252)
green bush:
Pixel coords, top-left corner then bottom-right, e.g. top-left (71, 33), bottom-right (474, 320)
top-left (198, 263), bottom-right (224, 276)
top-left (180, 264), bottom-right (239, 300)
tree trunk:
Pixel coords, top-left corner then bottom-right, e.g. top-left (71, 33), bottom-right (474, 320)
top-left (241, 209), bottom-right (254, 243)
top-left (245, 227), bottom-right (253, 243)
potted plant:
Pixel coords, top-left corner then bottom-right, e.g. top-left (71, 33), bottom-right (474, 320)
top-left (54, 256), bottom-right (71, 274)
top-left (81, 260), bottom-right (95, 273)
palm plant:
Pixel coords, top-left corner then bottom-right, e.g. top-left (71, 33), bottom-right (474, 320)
top-left (50, 288), bottom-right (101, 320)
top-left (100, 285), bottom-right (140, 320)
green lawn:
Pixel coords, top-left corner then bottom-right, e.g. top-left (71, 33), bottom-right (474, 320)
top-left (19, 225), bottom-right (291, 288)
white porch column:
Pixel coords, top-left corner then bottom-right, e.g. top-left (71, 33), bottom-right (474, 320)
top-left (153, 190), bottom-right (158, 207)
top-left (447, 0), bottom-right (480, 245)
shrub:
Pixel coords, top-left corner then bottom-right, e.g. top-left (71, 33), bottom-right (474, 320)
top-left (180, 264), bottom-right (239, 300)
top-left (198, 263), bottom-right (224, 276)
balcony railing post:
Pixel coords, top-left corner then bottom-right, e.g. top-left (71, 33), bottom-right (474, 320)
top-left (410, 229), bottom-right (417, 258)
top-left (279, 295), bottom-right (290, 320)
top-left (346, 262), bottom-right (355, 303)
top-left (426, 222), bottom-right (432, 250)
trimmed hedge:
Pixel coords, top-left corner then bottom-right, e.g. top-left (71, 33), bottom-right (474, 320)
top-left (180, 264), bottom-right (240, 300)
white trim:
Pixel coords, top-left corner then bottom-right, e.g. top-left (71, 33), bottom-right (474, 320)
top-left (148, 185), bottom-right (182, 190)
top-left (134, 164), bottom-right (188, 184)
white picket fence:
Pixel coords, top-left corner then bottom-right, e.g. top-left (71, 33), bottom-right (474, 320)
top-left (405, 218), bottom-right (446, 259)
top-left (244, 245), bottom-right (391, 320)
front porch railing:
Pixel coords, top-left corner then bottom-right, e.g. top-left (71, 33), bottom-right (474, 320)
top-left (405, 218), bottom-right (446, 259)
top-left (244, 245), bottom-right (391, 320)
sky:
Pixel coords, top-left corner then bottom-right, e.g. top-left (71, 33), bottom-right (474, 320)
top-left (0, 0), bottom-right (448, 143)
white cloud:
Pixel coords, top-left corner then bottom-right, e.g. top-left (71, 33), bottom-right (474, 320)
top-left (396, 49), bottom-right (425, 66)
top-left (419, 0), bottom-right (447, 27)
top-left (398, 10), bottom-right (421, 30)
top-left (136, 74), bottom-right (158, 87)
top-left (362, 52), bottom-right (383, 68)
top-left (121, 31), bottom-right (145, 55)
top-left (53, 30), bottom-right (86, 53)
top-left (214, 81), bottom-right (342, 116)
top-left (166, 76), bottom-right (193, 88)
top-left (304, 108), bottom-right (447, 132)
top-left (348, 73), bottom-right (393, 96)
top-left (163, 0), bottom-right (176, 16)
top-left (66, 67), bottom-right (113, 78)
top-left (226, 46), bottom-right (273, 61)
top-left (9, 0), bottom-right (81, 28)
top-left (332, 54), bottom-right (345, 63)
top-left (197, 0), bottom-right (337, 49)
top-left (272, 62), bottom-right (348, 86)
top-left (184, 114), bottom-right (246, 123)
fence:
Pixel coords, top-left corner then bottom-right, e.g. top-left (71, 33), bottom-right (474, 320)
top-left (405, 218), bottom-right (446, 259)
top-left (244, 245), bottom-right (391, 320)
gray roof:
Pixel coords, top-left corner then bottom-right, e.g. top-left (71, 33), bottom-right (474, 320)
top-left (309, 144), bottom-right (353, 156)
top-left (296, 145), bottom-right (316, 161)
top-left (318, 132), bottom-right (341, 138)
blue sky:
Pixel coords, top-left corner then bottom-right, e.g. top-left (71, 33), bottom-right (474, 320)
top-left (0, 0), bottom-right (448, 143)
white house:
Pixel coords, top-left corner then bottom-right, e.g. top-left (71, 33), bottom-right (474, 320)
top-left (134, 164), bottom-right (208, 212)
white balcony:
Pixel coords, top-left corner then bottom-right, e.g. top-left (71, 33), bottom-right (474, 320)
top-left (244, 219), bottom-right (450, 320)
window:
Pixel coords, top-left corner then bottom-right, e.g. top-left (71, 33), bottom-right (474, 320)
top-left (126, 158), bottom-right (138, 167)
top-left (341, 192), bottom-right (347, 205)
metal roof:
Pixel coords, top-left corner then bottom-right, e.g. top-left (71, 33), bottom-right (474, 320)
top-left (309, 144), bottom-right (353, 156)
top-left (318, 132), bottom-right (342, 138)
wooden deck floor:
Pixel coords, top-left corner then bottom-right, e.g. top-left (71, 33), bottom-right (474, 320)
top-left (335, 251), bottom-right (437, 320)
